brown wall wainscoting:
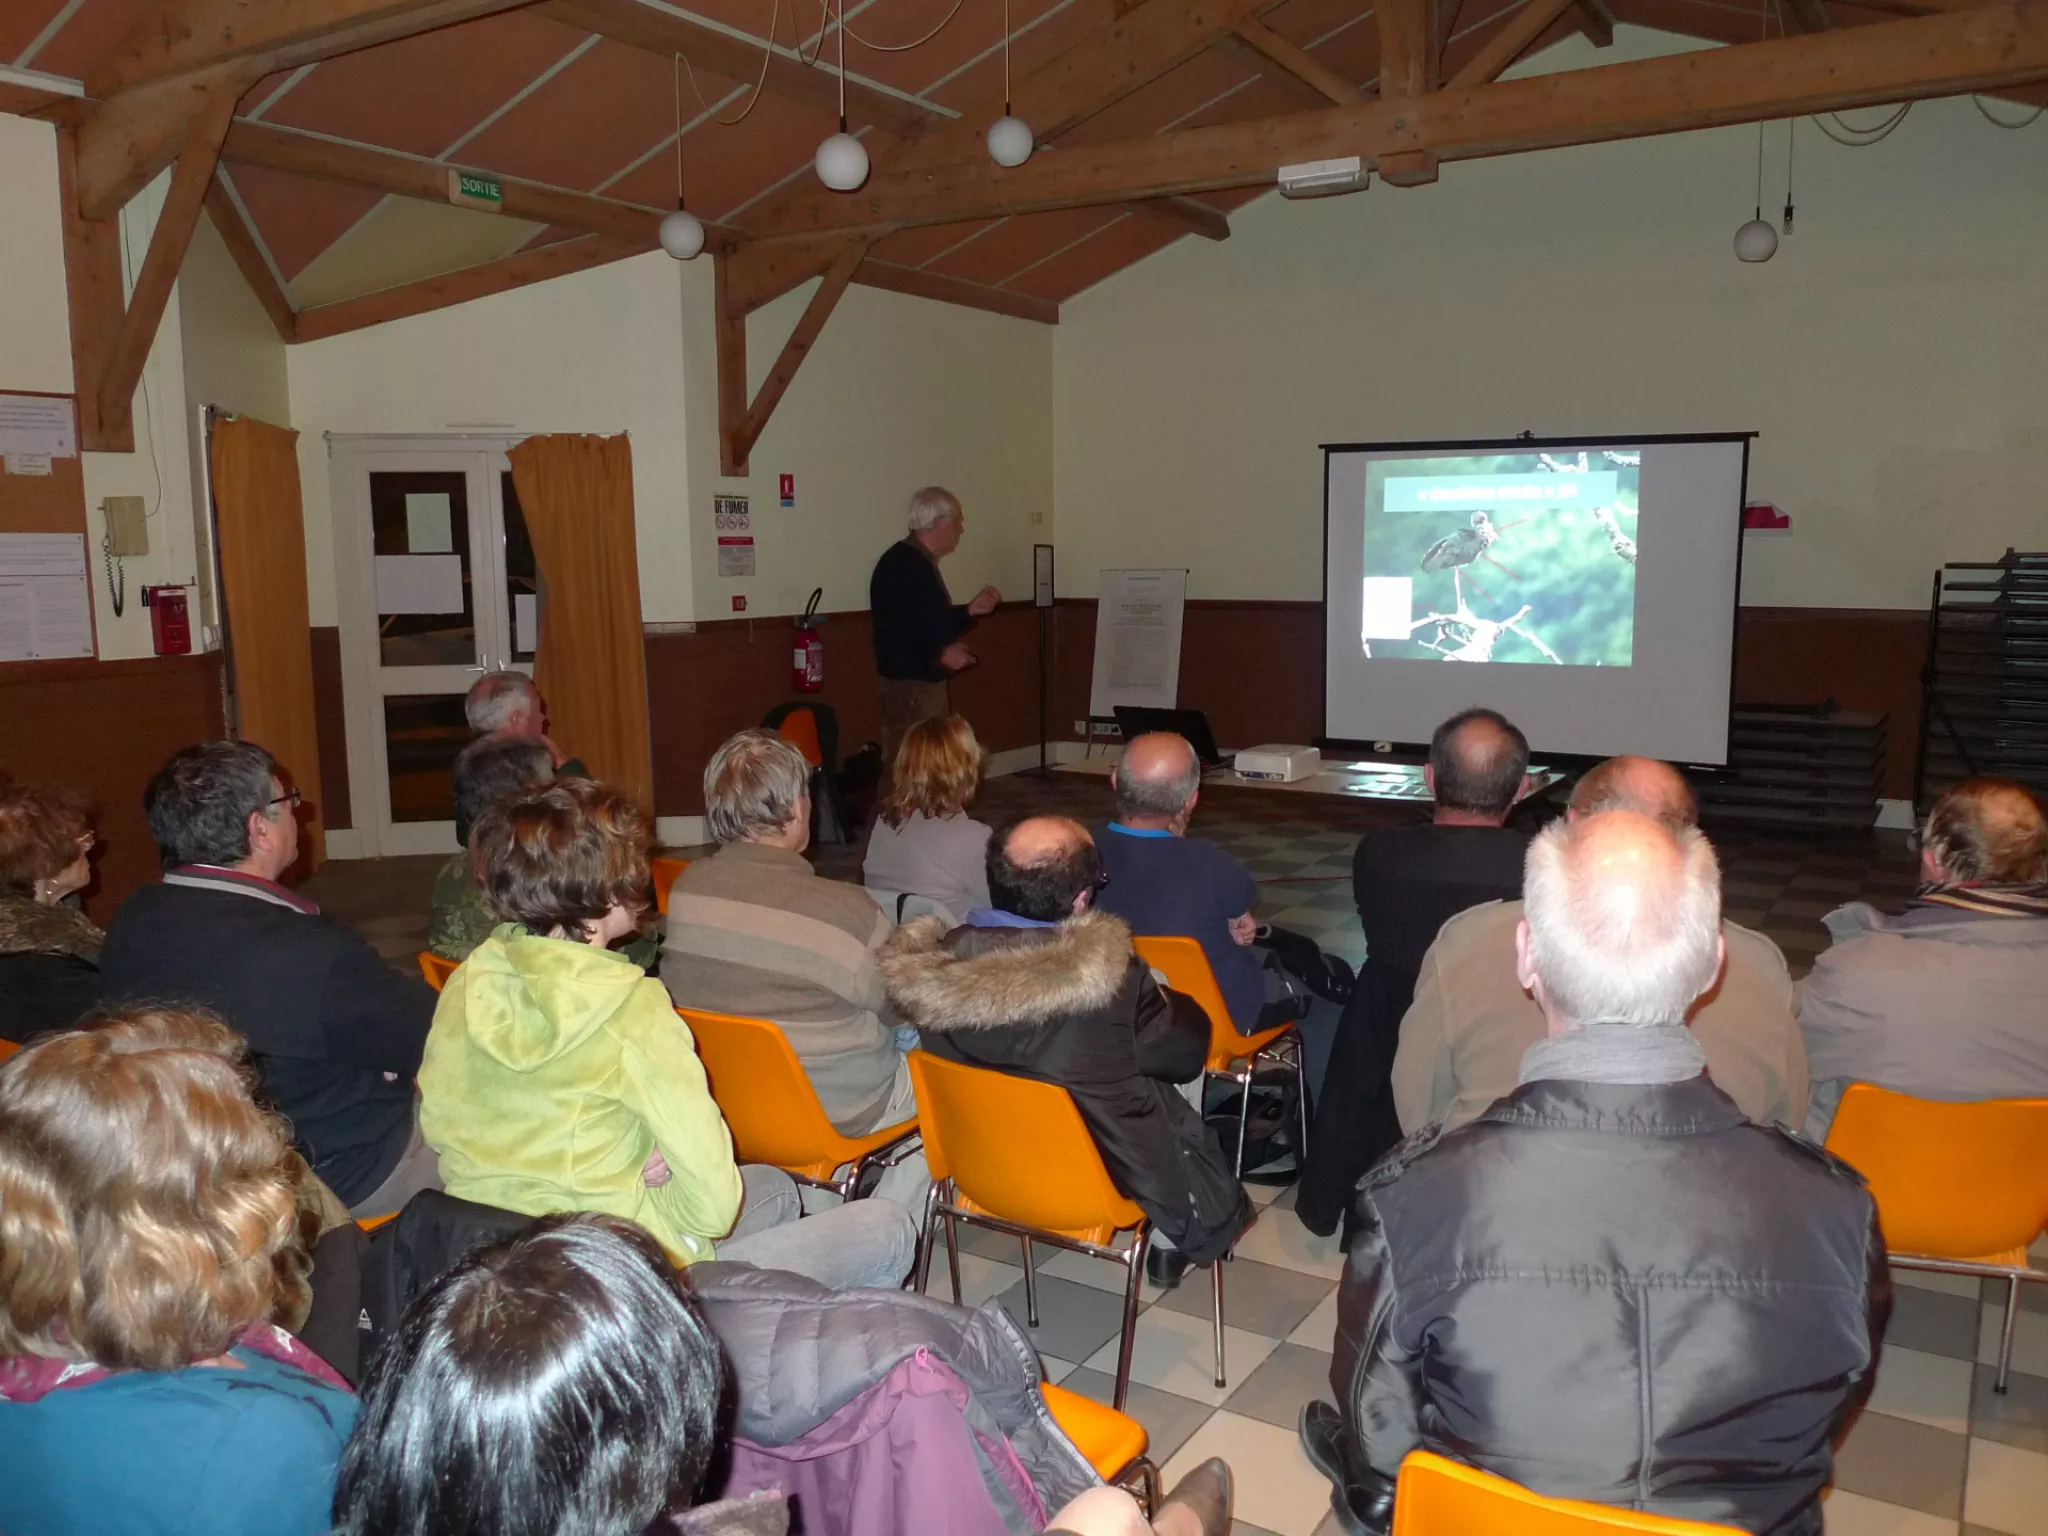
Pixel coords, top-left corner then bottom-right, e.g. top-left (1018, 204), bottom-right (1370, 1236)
top-left (0, 652), bottom-right (226, 921)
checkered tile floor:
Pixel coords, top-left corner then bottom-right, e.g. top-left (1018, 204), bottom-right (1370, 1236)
top-left (306, 774), bottom-right (2043, 1533)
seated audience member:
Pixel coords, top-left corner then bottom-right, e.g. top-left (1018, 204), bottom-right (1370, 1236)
top-left (862, 713), bottom-right (993, 922)
top-left (100, 741), bottom-right (440, 1217)
top-left (334, 1211), bottom-right (1234, 1536)
top-left (1392, 756), bottom-right (1808, 1135)
top-left (1301, 811), bottom-right (1886, 1536)
top-left (1096, 732), bottom-right (1340, 1095)
top-left (419, 778), bottom-right (914, 1290)
top-left (465, 669), bottom-right (582, 773)
top-left (883, 816), bottom-right (1249, 1289)
top-left (1799, 776), bottom-right (2048, 1140)
top-left (0, 781), bottom-right (101, 1041)
top-left (1298, 708), bottom-right (1533, 1233)
top-left (428, 735), bottom-right (555, 962)
top-left (0, 1008), bottom-right (358, 1536)
top-left (663, 730), bottom-right (924, 1206)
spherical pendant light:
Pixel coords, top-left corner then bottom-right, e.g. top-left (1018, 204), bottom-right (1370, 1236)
top-left (1733, 216), bottom-right (1778, 263)
top-left (659, 206), bottom-right (706, 260)
top-left (986, 114), bottom-right (1034, 168)
top-left (815, 130), bottom-right (869, 191)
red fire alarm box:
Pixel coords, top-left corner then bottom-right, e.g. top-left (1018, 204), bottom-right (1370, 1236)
top-left (145, 586), bottom-right (192, 655)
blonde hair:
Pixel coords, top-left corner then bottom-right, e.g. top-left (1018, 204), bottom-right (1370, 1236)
top-left (879, 715), bottom-right (983, 828)
top-left (1922, 778), bottom-right (2047, 884)
top-left (0, 1008), bottom-right (303, 1371)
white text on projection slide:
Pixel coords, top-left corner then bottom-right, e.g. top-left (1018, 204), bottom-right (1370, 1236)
top-left (1360, 450), bottom-right (1640, 667)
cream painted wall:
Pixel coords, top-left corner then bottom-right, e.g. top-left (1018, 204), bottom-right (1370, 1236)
top-left (285, 250), bottom-right (695, 628)
top-left (180, 215), bottom-right (291, 427)
top-left (1052, 27), bottom-right (2048, 611)
top-left (0, 115), bottom-right (203, 660)
top-left (678, 260), bottom-right (1055, 622)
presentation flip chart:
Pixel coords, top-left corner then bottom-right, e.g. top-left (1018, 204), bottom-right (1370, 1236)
top-left (1089, 568), bottom-right (1188, 716)
top-left (0, 532), bottom-right (94, 660)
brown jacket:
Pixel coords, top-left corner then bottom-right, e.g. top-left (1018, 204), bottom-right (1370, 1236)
top-left (1391, 899), bottom-right (1809, 1134)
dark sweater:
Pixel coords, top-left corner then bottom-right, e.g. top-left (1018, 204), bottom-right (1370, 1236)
top-left (99, 880), bottom-right (437, 1205)
top-left (869, 538), bottom-right (971, 683)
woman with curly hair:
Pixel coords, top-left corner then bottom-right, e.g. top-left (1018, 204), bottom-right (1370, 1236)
top-left (0, 1007), bottom-right (356, 1535)
top-left (0, 781), bottom-right (102, 1042)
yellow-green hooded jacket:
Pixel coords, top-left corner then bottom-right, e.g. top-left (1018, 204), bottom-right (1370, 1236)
top-left (418, 924), bottom-right (743, 1261)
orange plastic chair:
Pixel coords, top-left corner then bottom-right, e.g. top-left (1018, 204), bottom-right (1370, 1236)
top-left (417, 951), bottom-right (458, 992)
top-left (650, 855), bottom-right (690, 917)
top-left (1132, 934), bottom-right (1306, 1180)
top-left (1823, 1082), bottom-right (2048, 1391)
top-left (908, 1049), bottom-right (1226, 1410)
top-left (679, 1006), bottom-right (919, 1199)
top-left (777, 709), bottom-right (824, 768)
top-left (0, 1038), bottom-right (20, 1066)
top-left (355, 1211), bottom-right (400, 1234)
top-left (1042, 1381), bottom-right (1159, 1513)
top-left (1393, 1451), bottom-right (1745, 1534)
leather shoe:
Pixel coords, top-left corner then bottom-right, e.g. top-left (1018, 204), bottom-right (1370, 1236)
top-left (1144, 1244), bottom-right (1193, 1291)
top-left (1156, 1456), bottom-right (1232, 1536)
top-left (1298, 1401), bottom-right (1396, 1536)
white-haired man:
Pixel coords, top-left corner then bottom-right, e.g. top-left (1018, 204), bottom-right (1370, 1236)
top-left (868, 487), bottom-right (1001, 776)
top-left (1301, 811), bottom-right (1886, 1536)
top-left (464, 670), bottom-right (581, 774)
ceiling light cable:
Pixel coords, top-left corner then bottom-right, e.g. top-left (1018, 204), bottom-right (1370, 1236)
top-left (843, 0), bottom-right (969, 52)
top-left (1972, 94), bottom-right (2045, 128)
top-left (680, 0), bottom-right (780, 125)
top-left (1811, 101), bottom-right (1911, 145)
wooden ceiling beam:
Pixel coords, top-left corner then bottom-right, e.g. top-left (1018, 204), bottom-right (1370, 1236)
top-left (1376, 0), bottom-right (1441, 184)
top-left (1123, 194), bottom-right (1231, 239)
top-left (294, 232), bottom-right (651, 341)
top-left (100, 75), bottom-right (241, 440)
top-left (1448, 0), bottom-right (1583, 87)
top-left (747, 0), bottom-right (2048, 232)
top-left (535, 0), bottom-right (936, 139)
top-left (1223, 19), bottom-right (1364, 104)
top-left (726, 239), bottom-right (870, 472)
top-left (90, 0), bottom-right (542, 99)
top-left (74, 62), bottom-right (253, 219)
top-left (54, 127), bottom-right (130, 451)
top-left (204, 176), bottom-right (298, 342)
top-left (850, 259), bottom-right (1059, 323)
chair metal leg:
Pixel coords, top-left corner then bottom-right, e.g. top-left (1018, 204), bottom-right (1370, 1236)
top-left (944, 1207), bottom-right (962, 1305)
top-left (1114, 1229), bottom-right (1152, 1412)
top-left (1233, 1068), bottom-right (1253, 1180)
top-left (1022, 1236), bottom-right (1039, 1328)
top-left (1292, 1037), bottom-right (1310, 1167)
top-left (1140, 1458), bottom-right (1161, 1518)
top-left (914, 1179), bottom-right (941, 1295)
top-left (1997, 1274), bottom-right (2022, 1393)
top-left (1210, 1253), bottom-right (1227, 1389)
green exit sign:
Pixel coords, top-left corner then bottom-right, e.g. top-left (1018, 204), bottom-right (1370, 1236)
top-left (448, 170), bottom-right (502, 209)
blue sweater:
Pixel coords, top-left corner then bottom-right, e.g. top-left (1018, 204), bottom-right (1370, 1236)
top-left (0, 1344), bottom-right (359, 1536)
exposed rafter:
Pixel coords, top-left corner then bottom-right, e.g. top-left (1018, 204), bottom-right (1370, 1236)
top-left (74, 62), bottom-right (253, 219)
top-left (535, 0), bottom-right (939, 139)
top-left (54, 126), bottom-right (129, 451)
top-left (1376, 0), bottom-right (1442, 184)
top-left (748, 0), bottom-right (2048, 233)
top-left (723, 239), bottom-right (871, 473)
top-left (1222, 19), bottom-right (1364, 104)
top-left (1124, 194), bottom-right (1232, 240)
top-left (1448, 0), bottom-right (1583, 88)
top-left (850, 259), bottom-right (1059, 324)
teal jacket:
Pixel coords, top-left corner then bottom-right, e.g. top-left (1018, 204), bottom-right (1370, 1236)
top-left (419, 924), bottom-right (743, 1261)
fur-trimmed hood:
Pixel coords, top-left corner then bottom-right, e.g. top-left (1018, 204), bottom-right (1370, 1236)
top-left (0, 894), bottom-right (103, 963)
top-left (880, 910), bottom-right (1134, 1032)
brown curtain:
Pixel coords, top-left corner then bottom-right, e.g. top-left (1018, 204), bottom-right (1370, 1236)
top-left (209, 414), bottom-right (324, 871)
top-left (508, 433), bottom-right (653, 818)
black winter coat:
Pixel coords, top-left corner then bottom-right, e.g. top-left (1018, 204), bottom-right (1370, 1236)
top-left (881, 911), bottom-right (1250, 1262)
top-left (0, 895), bottom-right (102, 1044)
top-left (1331, 1074), bottom-right (1888, 1536)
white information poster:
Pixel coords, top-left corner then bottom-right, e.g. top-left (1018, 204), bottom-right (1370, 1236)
top-left (0, 395), bottom-right (78, 460)
top-left (1088, 567), bottom-right (1187, 716)
top-left (0, 533), bottom-right (95, 660)
top-left (403, 491), bottom-right (454, 552)
top-left (374, 553), bottom-right (465, 614)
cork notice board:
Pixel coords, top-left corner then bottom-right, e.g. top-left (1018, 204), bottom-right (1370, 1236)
top-left (0, 390), bottom-right (97, 661)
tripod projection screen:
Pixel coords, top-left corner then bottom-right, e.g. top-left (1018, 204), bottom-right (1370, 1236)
top-left (1322, 435), bottom-right (1749, 766)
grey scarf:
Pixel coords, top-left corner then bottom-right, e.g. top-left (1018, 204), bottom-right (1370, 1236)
top-left (1519, 1021), bottom-right (1707, 1088)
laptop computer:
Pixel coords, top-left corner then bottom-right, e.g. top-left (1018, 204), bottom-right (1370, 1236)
top-left (1111, 706), bottom-right (1228, 767)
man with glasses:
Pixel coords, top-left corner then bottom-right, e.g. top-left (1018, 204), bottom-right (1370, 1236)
top-left (880, 815), bottom-right (1251, 1285)
top-left (101, 740), bottom-right (441, 1216)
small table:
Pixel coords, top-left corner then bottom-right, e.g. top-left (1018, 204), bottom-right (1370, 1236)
top-left (1054, 751), bottom-right (1565, 807)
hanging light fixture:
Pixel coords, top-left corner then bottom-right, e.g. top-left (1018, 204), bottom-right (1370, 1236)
top-left (1781, 114), bottom-right (1796, 236)
top-left (1733, 4), bottom-right (1778, 263)
top-left (986, 0), bottom-right (1033, 167)
top-left (659, 53), bottom-right (705, 259)
top-left (814, 0), bottom-right (869, 191)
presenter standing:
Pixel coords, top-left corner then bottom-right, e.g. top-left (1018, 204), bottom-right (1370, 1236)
top-left (870, 486), bottom-right (999, 777)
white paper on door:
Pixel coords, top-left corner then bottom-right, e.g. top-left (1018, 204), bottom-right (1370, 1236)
top-left (374, 553), bottom-right (465, 614)
top-left (0, 533), bottom-right (94, 660)
top-left (404, 492), bottom-right (454, 553)
top-left (514, 592), bottom-right (539, 652)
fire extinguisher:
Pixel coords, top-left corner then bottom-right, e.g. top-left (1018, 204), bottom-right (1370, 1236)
top-left (792, 587), bottom-right (825, 694)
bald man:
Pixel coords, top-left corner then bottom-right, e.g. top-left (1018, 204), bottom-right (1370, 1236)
top-left (1389, 756), bottom-right (1807, 1138)
top-left (1304, 811), bottom-right (1884, 1536)
top-left (880, 814), bottom-right (1249, 1285)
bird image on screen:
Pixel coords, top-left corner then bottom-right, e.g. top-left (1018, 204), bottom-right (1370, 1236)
top-left (1359, 450), bottom-right (1642, 666)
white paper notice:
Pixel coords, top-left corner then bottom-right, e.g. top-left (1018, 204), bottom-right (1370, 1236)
top-left (5, 453), bottom-right (53, 476)
top-left (1088, 568), bottom-right (1187, 715)
top-left (0, 533), bottom-right (94, 660)
top-left (0, 395), bottom-right (78, 459)
top-left (514, 591), bottom-right (539, 652)
top-left (374, 553), bottom-right (465, 615)
top-left (404, 492), bottom-right (454, 553)
top-left (717, 536), bottom-right (756, 577)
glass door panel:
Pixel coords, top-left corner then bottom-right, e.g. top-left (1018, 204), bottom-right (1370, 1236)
top-left (368, 470), bottom-right (477, 667)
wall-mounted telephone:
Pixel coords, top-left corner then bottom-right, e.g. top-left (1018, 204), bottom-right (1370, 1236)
top-left (100, 495), bottom-right (148, 619)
